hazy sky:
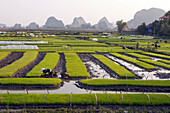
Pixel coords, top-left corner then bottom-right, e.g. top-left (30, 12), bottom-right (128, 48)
top-left (0, 0), bottom-right (169, 26)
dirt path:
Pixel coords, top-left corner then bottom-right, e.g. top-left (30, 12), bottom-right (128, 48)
top-left (12, 52), bottom-right (46, 77)
top-left (0, 52), bottom-right (24, 68)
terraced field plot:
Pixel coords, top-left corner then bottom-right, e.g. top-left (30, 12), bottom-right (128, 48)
top-left (0, 32), bottom-right (170, 111)
top-left (0, 51), bottom-right (38, 77)
top-left (0, 52), bottom-right (11, 60)
top-left (64, 53), bottom-right (90, 77)
top-left (110, 53), bottom-right (157, 70)
top-left (93, 54), bottom-right (135, 78)
top-left (27, 53), bottom-right (60, 77)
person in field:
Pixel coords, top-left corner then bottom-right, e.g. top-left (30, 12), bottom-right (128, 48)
top-left (136, 41), bottom-right (140, 50)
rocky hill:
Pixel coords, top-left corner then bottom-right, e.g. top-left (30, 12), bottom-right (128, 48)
top-left (127, 8), bottom-right (166, 29)
top-left (44, 16), bottom-right (64, 29)
top-left (26, 22), bottom-right (39, 29)
top-left (0, 24), bottom-right (6, 28)
top-left (95, 17), bottom-right (113, 30)
top-left (67, 17), bottom-right (91, 29)
top-left (14, 23), bottom-right (22, 29)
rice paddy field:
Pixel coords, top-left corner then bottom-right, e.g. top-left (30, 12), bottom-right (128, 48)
top-left (0, 31), bottom-right (169, 111)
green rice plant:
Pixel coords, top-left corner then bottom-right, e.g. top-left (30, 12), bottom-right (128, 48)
top-left (0, 78), bottom-right (62, 85)
top-left (0, 94), bottom-right (169, 106)
top-left (45, 94), bottom-right (70, 105)
top-left (96, 94), bottom-right (122, 105)
top-left (23, 94), bottom-right (44, 105)
top-left (110, 53), bottom-right (157, 70)
top-left (123, 94), bottom-right (150, 105)
top-left (149, 94), bottom-right (170, 105)
top-left (72, 94), bottom-right (96, 105)
top-left (158, 59), bottom-right (170, 64)
top-left (0, 52), bottom-right (11, 61)
top-left (141, 52), bottom-right (170, 59)
top-left (65, 53), bottom-right (90, 77)
top-left (125, 53), bottom-right (150, 59)
top-left (139, 58), bottom-right (170, 69)
top-left (0, 51), bottom-right (38, 77)
top-left (80, 79), bottom-right (170, 87)
top-left (27, 53), bottom-right (60, 77)
top-left (0, 94), bottom-right (23, 105)
top-left (93, 55), bottom-right (135, 77)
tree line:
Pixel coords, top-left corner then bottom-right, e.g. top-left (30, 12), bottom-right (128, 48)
top-left (116, 10), bottom-right (170, 38)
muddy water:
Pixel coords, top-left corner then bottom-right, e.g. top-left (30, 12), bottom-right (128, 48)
top-left (78, 53), bottom-right (115, 79)
top-left (84, 61), bottom-right (111, 79)
top-left (105, 54), bottom-right (170, 80)
top-left (0, 81), bottom-right (169, 94)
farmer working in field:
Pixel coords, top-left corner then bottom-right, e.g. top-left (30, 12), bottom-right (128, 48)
top-left (40, 68), bottom-right (51, 77)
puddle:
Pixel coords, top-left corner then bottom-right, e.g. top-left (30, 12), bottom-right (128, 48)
top-left (84, 61), bottom-right (111, 79)
top-left (105, 54), bottom-right (170, 80)
top-left (0, 81), bottom-right (169, 94)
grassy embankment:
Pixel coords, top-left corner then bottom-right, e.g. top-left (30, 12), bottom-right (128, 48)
top-left (64, 53), bottom-right (90, 77)
top-left (80, 79), bottom-right (170, 87)
top-left (0, 78), bottom-right (62, 85)
top-left (27, 53), bottom-right (60, 77)
top-left (93, 55), bottom-right (135, 78)
top-left (110, 53), bottom-right (157, 70)
top-left (0, 51), bottom-right (38, 77)
top-left (0, 94), bottom-right (169, 106)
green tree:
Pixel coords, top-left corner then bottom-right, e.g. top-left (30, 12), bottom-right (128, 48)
top-left (136, 23), bottom-right (146, 35)
top-left (165, 10), bottom-right (170, 25)
top-left (116, 20), bottom-right (127, 33)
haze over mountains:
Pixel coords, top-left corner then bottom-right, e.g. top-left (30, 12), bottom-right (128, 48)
top-left (0, 8), bottom-right (167, 30)
top-left (127, 8), bottom-right (166, 29)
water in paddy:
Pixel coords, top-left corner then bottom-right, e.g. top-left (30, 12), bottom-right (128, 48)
top-left (0, 80), bottom-right (169, 94)
top-left (105, 54), bottom-right (170, 80)
top-left (84, 61), bottom-right (111, 79)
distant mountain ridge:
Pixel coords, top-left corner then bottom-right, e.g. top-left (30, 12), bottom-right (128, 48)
top-left (72, 17), bottom-right (86, 28)
top-left (26, 22), bottom-right (39, 29)
top-left (0, 7), bottom-right (166, 31)
top-left (0, 23), bottom-right (6, 28)
top-left (44, 16), bottom-right (64, 29)
top-left (127, 8), bottom-right (166, 29)
top-left (95, 17), bottom-right (114, 30)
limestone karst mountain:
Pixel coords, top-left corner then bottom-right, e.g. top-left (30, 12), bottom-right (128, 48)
top-left (72, 17), bottom-right (86, 27)
top-left (26, 22), bottom-right (39, 29)
top-left (67, 17), bottom-right (91, 29)
top-left (127, 8), bottom-right (166, 29)
top-left (14, 23), bottom-right (22, 29)
top-left (0, 24), bottom-right (6, 28)
top-left (95, 17), bottom-right (113, 30)
top-left (44, 16), bottom-right (64, 29)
